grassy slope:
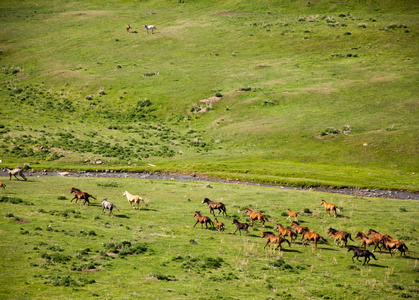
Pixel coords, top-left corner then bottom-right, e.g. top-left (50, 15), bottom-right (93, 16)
top-left (0, 0), bottom-right (418, 191)
top-left (0, 176), bottom-right (417, 299)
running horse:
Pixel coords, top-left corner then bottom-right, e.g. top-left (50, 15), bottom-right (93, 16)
top-left (122, 191), bottom-right (148, 210)
top-left (355, 231), bottom-right (382, 253)
top-left (232, 219), bottom-right (250, 236)
top-left (290, 221), bottom-right (309, 240)
top-left (320, 200), bottom-right (340, 217)
top-left (300, 227), bottom-right (327, 249)
top-left (286, 209), bottom-right (299, 222)
top-left (327, 228), bottom-right (354, 247)
top-left (0, 182), bottom-right (5, 191)
top-left (214, 218), bottom-right (225, 232)
top-left (6, 167), bottom-right (27, 181)
top-left (275, 223), bottom-right (297, 244)
top-left (70, 188), bottom-right (96, 206)
top-left (126, 24), bottom-right (132, 33)
top-left (382, 236), bottom-right (408, 257)
top-left (244, 208), bottom-right (269, 227)
top-left (193, 211), bottom-right (214, 229)
top-left (202, 198), bottom-right (227, 216)
top-left (261, 232), bottom-right (291, 251)
top-left (101, 199), bottom-right (120, 216)
top-left (348, 246), bottom-right (378, 265)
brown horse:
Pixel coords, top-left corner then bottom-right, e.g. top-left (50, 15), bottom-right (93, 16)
top-left (320, 200), bottom-right (339, 217)
top-left (301, 228), bottom-right (327, 248)
top-left (244, 208), bottom-right (269, 227)
top-left (193, 211), bottom-right (214, 229)
top-left (367, 229), bottom-right (392, 248)
top-left (382, 236), bottom-right (408, 257)
top-left (232, 219), bottom-right (250, 236)
top-left (327, 228), bottom-right (354, 247)
top-left (202, 198), bottom-right (227, 216)
top-left (355, 231), bottom-right (382, 252)
top-left (0, 182), bottom-right (5, 191)
top-left (70, 188), bottom-right (96, 206)
top-left (261, 232), bottom-right (290, 251)
top-left (275, 223), bottom-right (297, 244)
top-left (214, 218), bottom-right (225, 232)
top-left (126, 24), bottom-right (132, 33)
top-left (286, 209), bottom-right (299, 222)
top-left (290, 221), bottom-right (309, 240)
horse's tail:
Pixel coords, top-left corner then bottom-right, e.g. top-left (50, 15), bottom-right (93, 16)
top-left (349, 233), bottom-right (354, 242)
top-left (371, 252), bottom-right (378, 260)
top-left (114, 204), bottom-right (120, 212)
top-left (263, 214), bottom-right (269, 222)
top-left (321, 236), bottom-right (328, 244)
top-left (89, 194), bottom-right (96, 200)
top-left (284, 238), bottom-right (291, 247)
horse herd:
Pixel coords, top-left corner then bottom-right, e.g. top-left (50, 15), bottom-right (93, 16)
top-left (195, 197), bottom-right (409, 266)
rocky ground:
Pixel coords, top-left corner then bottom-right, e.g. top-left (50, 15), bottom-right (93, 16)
top-left (1, 169), bottom-right (417, 200)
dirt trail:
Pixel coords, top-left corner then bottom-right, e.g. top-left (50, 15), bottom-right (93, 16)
top-left (1, 170), bottom-right (417, 200)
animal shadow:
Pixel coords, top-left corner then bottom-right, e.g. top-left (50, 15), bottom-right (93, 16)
top-left (114, 214), bottom-right (129, 219)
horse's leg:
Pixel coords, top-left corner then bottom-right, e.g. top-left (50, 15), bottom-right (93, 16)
top-left (264, 240), bottom-right (270, 249)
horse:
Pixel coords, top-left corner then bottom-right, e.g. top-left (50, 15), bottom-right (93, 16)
top-left (301, 228), bottom-right (327, 249)
top-left (6, 167), bottom-right (27, 181)
top-left (286, 209), bottom-right (299, 222)
top-left (126, 24), bottom-right (132, 33)
top-left (354, 231), bottom-right (382, 252)
top-left (327, 228), bottom-right (354, 247)
top-left (275, 223), bottom-right (297, 244)
top-left (232, 219), bottom-right (250, 236)
top-left (144, 25), bottom-right (156, 34)
top-left (367, 229), bottom-right (392, 248)
top-left (101, 199), bottom-right (120, 216)
top-left (214, 218), bottom-right (225, 232)
top-left (70, 187), bottom-right (96, 206)
top-left (347, 246), bottom-right (378, 266)
top-left (0, 182), bottom-right (5, 191)
top-left (122, 191), bottom-right (148, 210)
top-left (193, 211), bottom-right (214, 229)
top-left (290, 221), bottom-right (309, 240)
top-left (320, 200), bottom-right (340, 217)
top-left (261, 232), bottom-right (291, 251)
top-left (202, 198), bottom-right (227, 216)
top-left (382, 236), bottom-right (408, 257)
top-left (244, 208), bottom-right (269, 227)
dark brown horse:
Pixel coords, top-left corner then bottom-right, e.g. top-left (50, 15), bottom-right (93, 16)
top-left (348, 246), bottom-right (378, 265)
top-left (202, 198), bottom-right (227, 216)
top-left (261, 232), bottom-right (290, 251)
top-left (328, 228), bottom-right (354, 247)
top-left (232, 219), bottom-right (250, 236)
top-left (193, 211), bottom-right (214, 229)
top-left (70, 188), bottom-right (96, 206)
top-left (275, 223), bottom-right (297, 244)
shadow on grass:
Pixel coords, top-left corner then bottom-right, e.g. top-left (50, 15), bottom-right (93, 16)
top-left (114, 214), bottom-right (130, 219)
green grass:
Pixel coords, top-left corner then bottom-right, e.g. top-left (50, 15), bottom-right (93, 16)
top-left (0, 176), bottom-right (417, 299)
top-left (0, 0), bottom-right (418, 191)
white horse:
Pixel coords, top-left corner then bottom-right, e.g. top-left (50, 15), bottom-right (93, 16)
top-left (101, 199), bottom-right (119, 216)
top-left (122, 191), bottom-right (148, 210)
top-left (6, 167), bottom-right (27, 181)
top-left (144, 24), bottom-right (156, 34)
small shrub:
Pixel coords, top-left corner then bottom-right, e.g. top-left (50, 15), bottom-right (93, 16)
top-left (304, 208), bottom-right (312, 214)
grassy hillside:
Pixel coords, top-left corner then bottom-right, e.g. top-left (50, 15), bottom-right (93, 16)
top-left (0, 0), bottom-right (418, 191)
top-left (0, 176), bottom-right (418, 299)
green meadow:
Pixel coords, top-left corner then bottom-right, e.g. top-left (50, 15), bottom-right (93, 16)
top-left (0, 0), bottom-right (418, 191)
top-left (0, 176), bottom-right (417, 299)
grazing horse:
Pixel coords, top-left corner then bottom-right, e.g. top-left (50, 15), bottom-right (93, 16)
top-left (301, 228), bottom-right (327, 249)
top-left (275, 223), bottom-right (297, 244)
top-left (328, 228), bottom-right (354, 247)
top-left (144, 25), bottom-right (156, 34)
top-left (244, 208), bottom-right (269, 227)
top-left (101, 199), bottom-right (120, 216)
top-left (232, 219), bottom-right (250, 236)
top-left (286, 209), bottom-right (299, 222)
top-left (261, 232), bottom-right (290, 251)
top-left (126, 24), bottom-right (132, 33)
top-left (214, 218), bottom-right (225, 232)
top-left (70, 188), bottom-right (96, 206)
top-left (382, 236), bottom-right (408, 257)
top-left (122, 191), bottom-right (148, 210)
top-left (290, 221), bottom-right (309, 240)
top-left (6, 167), bottom-right (27, 181)
top-left (320, 200), bottom-right (339, 217)
top-left (193, 211), bottom-right (214, 229)
top-left (348, 246), bottom-right (378, 266)
top-left (202, 198), bottom-right (227, 216)
top-left (355, 231), bottom-right (382, 252)
top-left (0, 182), bottom-right (5, 191)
